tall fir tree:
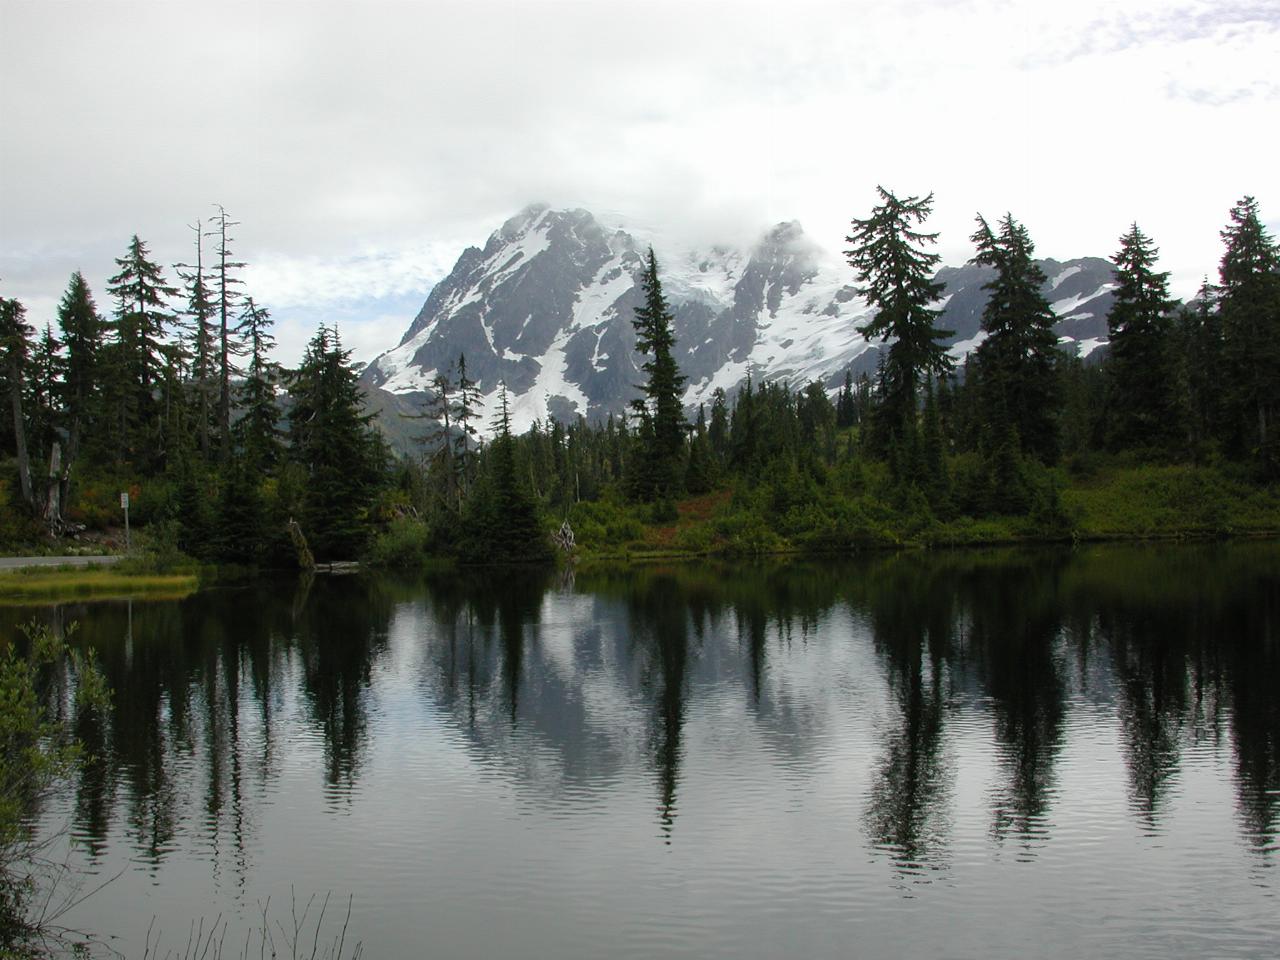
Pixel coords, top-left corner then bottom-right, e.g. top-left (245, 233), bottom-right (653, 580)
top-left (846, 186), bottom-right (953, 451)
top-left (1218, 196), bottom-right (1280, 473)
top-left (629, 247), bottom-right (687, 501)
top-left (1106, 223), bottom-right (1179, 452)
top-left (426, 362), bottom-right (458, 510)
top-left (104, 234), bottom-right (178, 466)
top-left (452, 353), bottom-right (482, 498)
top-left (970, 213), bottom-right (1061, 462)
top-left (176, 219), bottom-right (217, 458)
top-left (0, 297), bottom-right (35, 506)
top-left (460, 382), bottom-right (549, 563)
top-left (836, 369), bottom-right (856, 429)
top-left (707, 388), bottom-right (730, 464)
top-left (27, 323), bottom-right (64, 467)
top-left (287, 325), bottom-right (385, 559)
top-left (1175, 280), bottom-right (1226, 456)
top-left (233, 297), bottom-right (283, 471)
top-left (55, 271), bottom-right (103, 466)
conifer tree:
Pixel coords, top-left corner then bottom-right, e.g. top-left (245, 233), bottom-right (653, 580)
top-left (56, 271), bottom-right (103, 465)
top-left (708, 388), bottom-right (729, 463)
top-left (234, 297), bottom-right (283, 471)
top-left (1218, 196), bottom-right (1280, 472)
top-left (452, 353), bottom-right (482, 496)
top-left (1175, 280), bottom-right (1225, 455)
top-left (921, 378), bottom-right (951, 512)
top-left (425, 363), bottom-right (458, 510)
top-left (729, 376), bottom-right (759, 474)
top-left (846, 187), bottom-right (953, 450)
top-left (1106, 224), bottom-right (1179, 452)
top-left (27, 323), bottom-right (64, 466)
top-left (461, 382), bottom-right (548, 563)
top-left (0, 297), bottom-right (35, 505)
top-left (836, 369), bottom-right (856, 429)
top-left (970, 213), bottom-right (1061, 462)
top-left (287, 325), bottom-right (385, 558)
top-left (105, 234), bottom-right (178, 464)
top-left (629, 247), bottom-right (686, 500)
top-left (686, 405), bottom-right (713, 494)
top-left (797, 380), bottom-right (837, 463)
top-left (176, 220), bottom-right (217, 458)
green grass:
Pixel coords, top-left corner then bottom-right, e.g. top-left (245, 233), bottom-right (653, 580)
top-left (1065, 464), bottom-right (1280, 540)
top-left (0, 565), bottom-right (198, 603)
top-left (565, 463), bottom-right (1280, 562)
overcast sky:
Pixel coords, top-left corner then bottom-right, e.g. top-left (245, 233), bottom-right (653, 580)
top-left (2, 0), bottom-right (1278, 365)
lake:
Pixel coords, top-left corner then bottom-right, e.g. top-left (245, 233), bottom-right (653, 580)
top-left (8, 543), bottom-right (1279, 958)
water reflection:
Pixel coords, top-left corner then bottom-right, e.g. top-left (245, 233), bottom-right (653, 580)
top-left (4, 542), bottom-right (1278, 888)
top-left (860, 555), bottom-right (956, 875)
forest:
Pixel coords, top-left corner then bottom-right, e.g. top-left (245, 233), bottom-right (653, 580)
top-left (2, 191), bottom-right (1279, 568)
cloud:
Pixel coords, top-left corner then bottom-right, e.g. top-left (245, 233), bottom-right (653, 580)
top-left (2, 0), bottom-right (1277, 363)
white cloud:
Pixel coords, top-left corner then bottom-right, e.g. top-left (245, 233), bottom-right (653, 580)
top-left (2, 0), bottom-right (1277, 363)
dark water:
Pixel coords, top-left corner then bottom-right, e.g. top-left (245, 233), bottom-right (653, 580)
top-left (8, 544), bottom-right (1280, 958)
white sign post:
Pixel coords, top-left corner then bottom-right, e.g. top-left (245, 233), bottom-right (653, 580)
top-left (120, 492), bottom-right (130, 553)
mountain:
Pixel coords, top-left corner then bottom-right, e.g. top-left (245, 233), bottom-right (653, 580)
top-left (363, 204), bottom-right (1118, 436)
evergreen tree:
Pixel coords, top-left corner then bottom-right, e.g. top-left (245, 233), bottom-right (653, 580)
top-left (105, 234), bottom-right (178, 465)
top-left (211, 461), bottom-right (268, 565)
top-left (287, 325), bottom-right (386, 559)
top-left (629, 247), bottom-right (686, 500)
top-left (970, 213), bottom-right (1062, 462)
top-left (1106, 223), bottom-right (1179, 452)
top-left (233, 297), bottom-right (283, 471)
top-left (685, 405), bottom-right (713, 494)
top-left (846, 186), bottom-right (954, 450)
top-left (460, 382), bottom-right (549, 563)
top-left (729, 376), bottom-right (759, 474)
top-left (425, 363), bottom-right (459, 510)
top-left (836, 369), bottom-right (856, 429)
top-left (0, 298), bottom-right (35, 506)
top-left (55, 271), bottom-right (103, 465)
top-left (172, 451), bottom-right (214, 560)
top-left (1175, 280), bottom-right (1226, 456)
top-left (708, 388), bottom-right (729, 463)
top-left (1218, 196), bottom-right (1280, 472)
top-left (920, 378), bottom-right (951, 512)
top-left (452, 353), bottom-right (482, 496)
top-left (797, 380), bottom-right (837, 463)
top-left (176, 220), bottom-right (217, 458)
top-left (27, 323), bottom-right (64, 467)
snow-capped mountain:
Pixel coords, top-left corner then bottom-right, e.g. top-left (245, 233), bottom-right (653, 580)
top-left (364, 203), bottom-right (1117, 434)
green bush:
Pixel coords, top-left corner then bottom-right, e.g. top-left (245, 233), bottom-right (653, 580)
top-left (0, 472), bottom-right (43, 552)
top-left (364, 517), bottom-right (432, 568)
top-left (1, 621), bottom-right (109, 952)
top-left (713, 509), bottom-right (785, 555)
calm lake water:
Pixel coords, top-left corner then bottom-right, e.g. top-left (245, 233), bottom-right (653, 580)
top-left (8, 544), bottom-right (1280, 958)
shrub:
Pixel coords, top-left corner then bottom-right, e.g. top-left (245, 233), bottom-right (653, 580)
top-left (364, 517), bottom-right (432, 569)
top-left (0, 622), bottom-right (109, 953)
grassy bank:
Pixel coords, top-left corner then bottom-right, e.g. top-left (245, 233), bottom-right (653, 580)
top-left (0, 559), bottom-right (200, 603)
top-left (560, 463), bottom-right (1280, 562)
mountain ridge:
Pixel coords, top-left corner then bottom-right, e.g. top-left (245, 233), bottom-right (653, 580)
top-left (363, 204), bottom-right (1118, 438)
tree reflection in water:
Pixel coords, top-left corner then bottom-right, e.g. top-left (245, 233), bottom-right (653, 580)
top-left (3, 541), bottom-right (1276, 893)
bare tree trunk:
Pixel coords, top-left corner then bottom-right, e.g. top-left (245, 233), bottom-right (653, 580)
top-left (59, 418), bottom-right (78, 517)
top-left (43, 441), bottom-right (62, 533)
top-left (287, 518), bottom-right (316, 571)
top-left (7, 352), bottom-right (33, 506)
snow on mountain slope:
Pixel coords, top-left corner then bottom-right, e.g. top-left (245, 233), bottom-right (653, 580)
top-left (364, 205), bottom-right (1118, 435)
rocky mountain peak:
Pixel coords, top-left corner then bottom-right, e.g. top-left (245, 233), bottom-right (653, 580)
top-left (364, 205), bottom-right (1120, 439)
